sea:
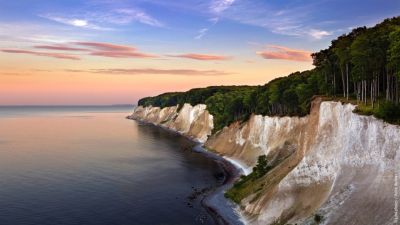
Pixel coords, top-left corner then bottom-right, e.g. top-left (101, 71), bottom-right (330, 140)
top-left (0, 105), bottom-right (226, 225)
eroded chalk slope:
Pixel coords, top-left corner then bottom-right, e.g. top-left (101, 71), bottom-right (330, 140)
top-left (129, 99), bottom-right (400, 225)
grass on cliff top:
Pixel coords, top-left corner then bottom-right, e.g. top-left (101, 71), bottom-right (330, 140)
top-left (225, 155), bottom-right (273, 204)
top-left (354, 101), bottom-right (400, 125)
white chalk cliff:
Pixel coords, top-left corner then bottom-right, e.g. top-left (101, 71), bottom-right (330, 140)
top-left (128, 103), bottom-right (213, 143)
top-left (129, 98), bottom-right (400, 225)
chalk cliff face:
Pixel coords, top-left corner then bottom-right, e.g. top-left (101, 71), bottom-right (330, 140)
top-left (264, 100), bottom-right (399, 225)
top-left (205, 113), bottom-right (308, 174)
top-left (128, 103), bottom-right (213, 143)
top-left (129, 99), bottom-right (400, 225)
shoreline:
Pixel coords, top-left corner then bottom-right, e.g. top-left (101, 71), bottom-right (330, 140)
top-left (193, 144), bottom-right (245, 225)
top-left (127, 116), bottom-right (245, 225)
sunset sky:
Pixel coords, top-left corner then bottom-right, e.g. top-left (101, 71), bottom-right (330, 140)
top-left (1, 0), bottom-right (399, 105)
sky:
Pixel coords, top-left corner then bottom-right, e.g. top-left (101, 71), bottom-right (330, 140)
top-left (0, 0), bottom-right (399, 105)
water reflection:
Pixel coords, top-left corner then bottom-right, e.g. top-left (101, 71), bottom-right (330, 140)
top-left (0, 107), bottom-right (222, 225)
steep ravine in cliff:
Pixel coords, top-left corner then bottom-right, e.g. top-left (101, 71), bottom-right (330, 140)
top-left (128, 98), bottom-right (400, 225)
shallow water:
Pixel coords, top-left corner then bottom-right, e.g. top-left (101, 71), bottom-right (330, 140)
top-left (0, 106), bottom-right (224, 225)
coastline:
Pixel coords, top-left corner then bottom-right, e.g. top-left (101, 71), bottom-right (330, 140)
top-left (193, 144), bottom-right (245, 225)
top-left (126, 116), bottom-right (245, 225)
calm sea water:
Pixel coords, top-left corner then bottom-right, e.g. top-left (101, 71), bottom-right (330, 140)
top-left (0, 106), bottom-right (224, 225)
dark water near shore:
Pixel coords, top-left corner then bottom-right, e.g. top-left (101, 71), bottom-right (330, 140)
top-left (0, 106), bottom-right (224, 225)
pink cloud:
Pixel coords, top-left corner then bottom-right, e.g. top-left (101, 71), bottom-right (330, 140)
top-left (65, 68), bottom-right (230, 76)
top-left (2, 42), bottom-right (158, 60)
top-left (1, 49), bottom-right (80, 60)
top-left (73, 42), bottom-right (136, 52)
top-left (73, 41), bottom-right (157, 58)
top-left (90, 51), bottom-right (156, 58)
top-left (256, 45), bottom-right (311, 62)
top-left (34, 45), bottom-right (88, 51)
top-left (169, 53), bottom-right (231, 61)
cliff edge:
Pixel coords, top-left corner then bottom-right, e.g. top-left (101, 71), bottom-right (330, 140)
top-left (127, 103), bottom-right (213, 143)
top-left (128, 97), bottom-right (400, 225)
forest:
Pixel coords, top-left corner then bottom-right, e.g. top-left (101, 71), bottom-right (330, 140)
top-left (138, 16), bottom-right (400, 131)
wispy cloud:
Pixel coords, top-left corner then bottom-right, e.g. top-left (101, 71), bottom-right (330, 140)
top-left (195, 0), bottom-right (235, 40)
top-left (89, 51), bottom-right (156, 58)
top-left (73, 41), bottom-right (157, 58)
top-left (209, 17), bottom-right (219, 24)
top-left (256, 45), bottom-right (312, 62)
top-left (2, 41), bottom-right (157, 60)
top-left (34, 45), bottom-right (88, 51)
top-left (65, 68), bottom-right (231, 76)
top-left (168, 53), bottom-right (231, 61)
top-left (39, 14), bottom-right (111, 30)
top-left (308, 29), bottom-right (332, 39)
top-left (73, 42), bottom-right (136, 52)
top-left (0, 22), bottom-right (85, 47)
top-left (39, 5), bottom-right (163, 29)
top-left (195, 28), bottom-right (209, 40)
top-left (1, 49), bottom-right (80, 60)
top-left (210, 0), bottom-right (235, 14)
top-left (114, 9), bottom-right (163, 27)
top-left (215, 1), bottom-right (333, 39)
top-left (0, 72), bottom-right (27, 76)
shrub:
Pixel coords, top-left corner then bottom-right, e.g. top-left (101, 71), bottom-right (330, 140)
top-left (373, 101), bottom-right (400, 123)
